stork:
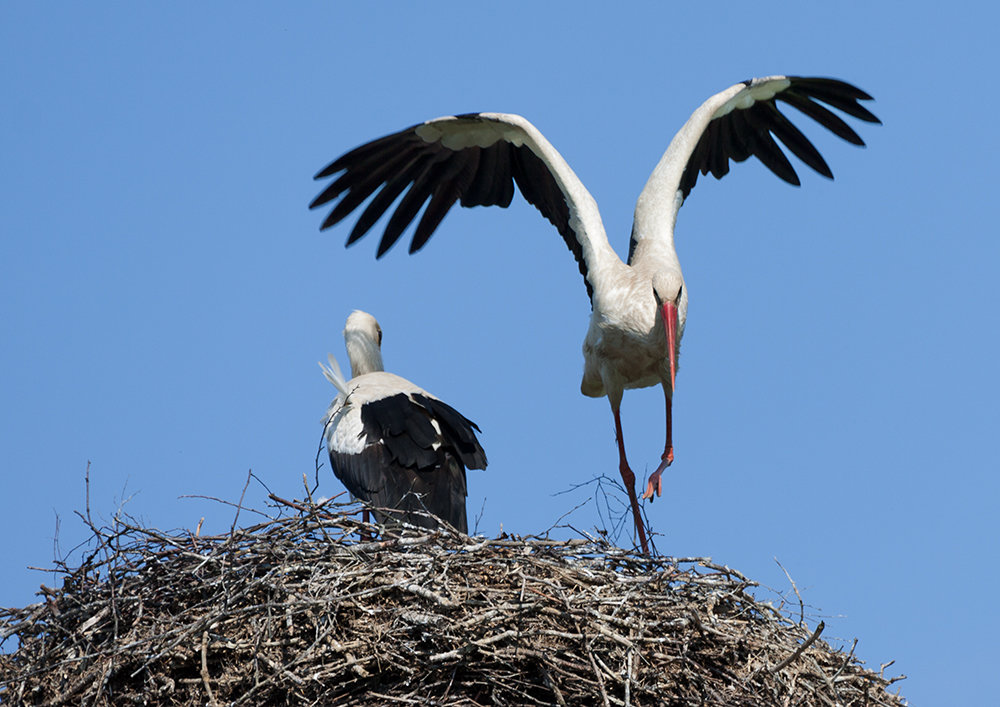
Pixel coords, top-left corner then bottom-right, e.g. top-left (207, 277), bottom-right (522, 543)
top-left (310, 76), bottom-right (879, 553)
top-left (320, 310), bottom-right (487, 533)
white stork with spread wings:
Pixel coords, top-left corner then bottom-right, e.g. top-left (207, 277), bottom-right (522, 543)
top-left (310, 76), bottom-right (879, 553)
top-left (321, 310), bottom-right (487, 533)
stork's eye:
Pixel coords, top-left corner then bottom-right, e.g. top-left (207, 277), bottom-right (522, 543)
top-left (377, 325), bottom-right (383, 345)
top-left (676, 285), bottom-right (683, 303)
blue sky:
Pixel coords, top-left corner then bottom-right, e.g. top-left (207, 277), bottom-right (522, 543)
top-left (1, 4), bottom-right (996, 703)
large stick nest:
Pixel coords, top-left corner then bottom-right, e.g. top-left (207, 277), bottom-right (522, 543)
top-left (1, 496), bottom-right (907, 706)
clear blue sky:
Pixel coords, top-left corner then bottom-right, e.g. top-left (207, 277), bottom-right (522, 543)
top-left (2, 4), bottom-right (995, 703)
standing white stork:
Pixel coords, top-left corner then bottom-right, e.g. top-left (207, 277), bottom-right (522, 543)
top-left (320, 310), bottom-right (487, 533)
top-left (310, 76), bottom-right (879, 553)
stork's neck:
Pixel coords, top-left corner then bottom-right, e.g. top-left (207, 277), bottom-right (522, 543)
top-left (345, 334), bottom-right (384, 378)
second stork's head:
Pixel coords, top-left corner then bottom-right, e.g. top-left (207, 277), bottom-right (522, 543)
top-left (343, 310), bottom-right (384, 378)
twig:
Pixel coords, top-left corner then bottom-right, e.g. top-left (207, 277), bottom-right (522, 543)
top-left (200, 631), bottom-right (219, 707)
top-left (831, 638), bottom-right (858, 683)
top-left (84, 461), bottom-right (93, 529)
top-left (230, 469), bottom-right (254, 538)
top-left (178, 495), bottom-right (272, 520)
top-left (772, 621), bottom-right (825, 672)
top-left (472, 495), bottom-right (487, 535)
top-left (539, 660), bottom-right (568, 707)
top-left (315, 418), bottom-right (336, 497)
top-left (775, 557), bottom-right (805, 626)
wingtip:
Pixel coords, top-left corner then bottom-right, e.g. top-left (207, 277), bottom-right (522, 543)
top-left (376, 238), bottom-right (395, 258)
top-left (313, 159), bottom-right (345, 181)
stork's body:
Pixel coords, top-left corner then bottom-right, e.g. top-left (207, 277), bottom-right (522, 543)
top-left (321, 311), bottom-right (487, 533)
top-left (310, 76), bottom-right (879, 552)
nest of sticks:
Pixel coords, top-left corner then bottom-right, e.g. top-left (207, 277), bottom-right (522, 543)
top-left (1, 495), bottom-right (907, 706)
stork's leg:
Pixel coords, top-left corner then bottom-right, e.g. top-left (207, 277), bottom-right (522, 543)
top-left (642, 382), bottom-right (674, 500)
top-left (664, 387), bottom-right (674, 464)
top-left (361, 508), bottom-right (371, 543)
top-left (612, 400), bottom-right (650, 555)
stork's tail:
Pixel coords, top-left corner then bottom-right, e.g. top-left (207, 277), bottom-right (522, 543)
top-left (319, 354), bottom-right (350, 397)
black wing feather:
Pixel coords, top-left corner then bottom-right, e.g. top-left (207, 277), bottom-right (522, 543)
top-left (313, 131), bottom-right (406, 181)
top-left (776, 92), bottom-right (866, 146)
top-left (721, 109), bottom-right (752, 166)
top-left (709, 113), bottom-right (735, 178)
top-left (493, 140), bottom-right (517, 208)
top-left (679, 77), bottom-right (879, 200)
top-left (461, 144), bottom-right (498, 206)
top-left (311, 115), bottom-right (592, 303)
top-left (761, 102), bottom-right (832, 178)
top-left (418, 396), bottom-right (488, 471)
top-left (411, 153), bottom-right (477, 253)
top-left (346, 158), bottom-right (425, 245)
top-left (783, 78), bottom-right (880, 123)
top-left (319, 147), bottom-right (424, 231)
top-left (741, 106), bottom-right (800, 185)
top-left (378, 155), bottom-right (454, 257)
top-left (510, 145), bottom-right (592, 300)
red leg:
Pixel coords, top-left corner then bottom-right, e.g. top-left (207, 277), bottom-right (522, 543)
top-left (642, 384), bottom-right (674, 500)
top-left (664, 387), bottom-right (674, 465)
top-left (613, 402), bottom-right (650, 555)
top-left (361, 508), bottom-right (371, 543)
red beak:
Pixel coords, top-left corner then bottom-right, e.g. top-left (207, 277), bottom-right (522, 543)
top-left (662, 300), bottom-right (678, 394)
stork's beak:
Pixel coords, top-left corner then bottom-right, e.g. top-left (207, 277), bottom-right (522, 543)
top-left (662, 300), bottom-right (678, 394)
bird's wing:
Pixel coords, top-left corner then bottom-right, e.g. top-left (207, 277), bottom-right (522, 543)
top-left (310, 113), bottom-right (618, 302)
top-left (630, 76), bottom-right (880, 261)
top-left (361, 392), bottom-right (487, 473)
top-left (325, 385), bottom-right (486, 533)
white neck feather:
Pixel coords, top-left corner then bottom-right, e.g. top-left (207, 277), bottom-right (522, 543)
top-left (345, 334), bottom-right (383, 377)
top-left (343, 310), bottom-right (385, 378)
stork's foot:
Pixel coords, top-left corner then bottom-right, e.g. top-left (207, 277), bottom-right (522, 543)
top-left (641, 453), bottom-right (673, 501)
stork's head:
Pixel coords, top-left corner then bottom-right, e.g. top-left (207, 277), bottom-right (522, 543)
top-left (343, 310), bottom-right (385, 378)
top-left (652, 273), bottom-right (686, 394)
